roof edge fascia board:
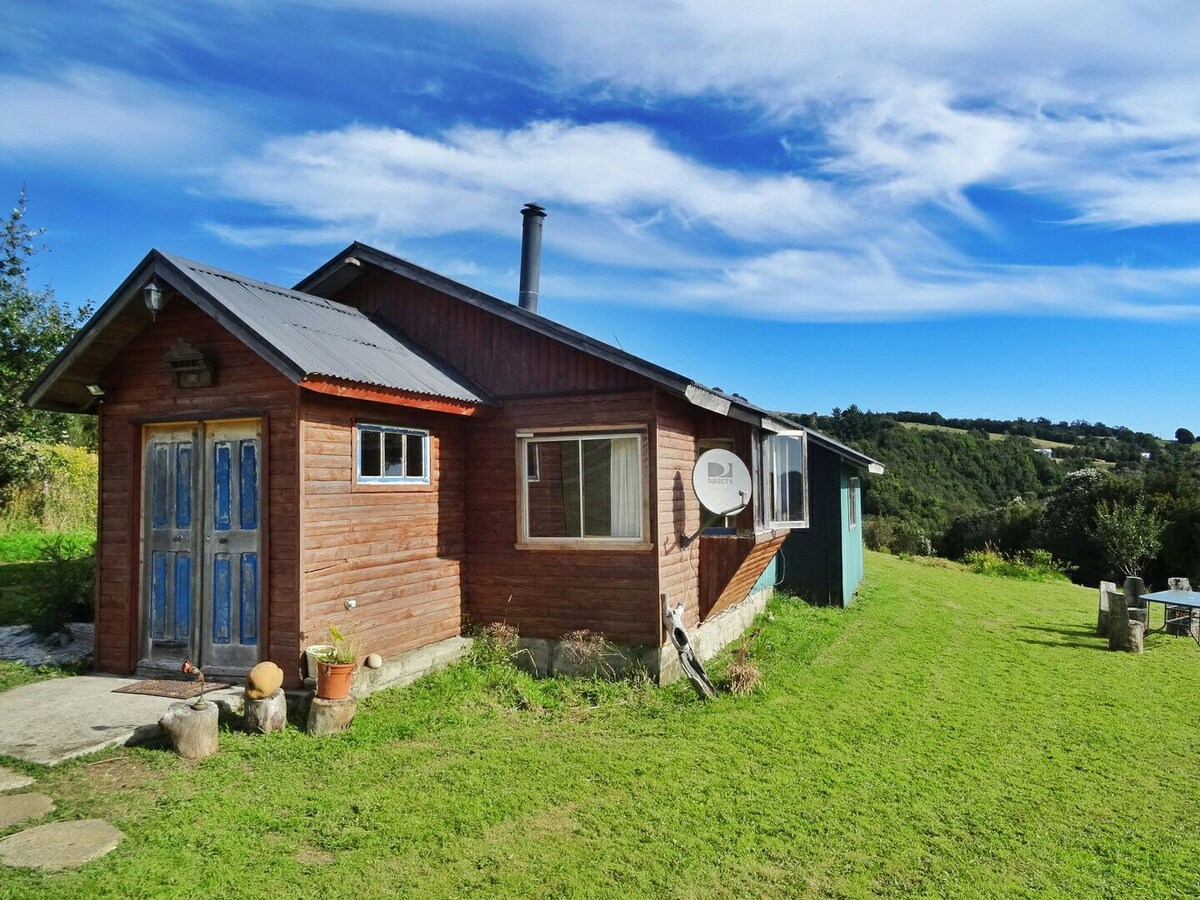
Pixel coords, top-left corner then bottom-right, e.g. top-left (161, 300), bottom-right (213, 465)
top-left (22, 249), bottom-right (165, 409)
top-left (299, 376), bottom-right (487, 416)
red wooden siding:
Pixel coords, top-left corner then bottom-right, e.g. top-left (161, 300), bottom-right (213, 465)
top-left (464, 391), bottom-right (660, 645)
top-left (95, 298), bottom-right (300, 680)
top-left (699, 533), bottom-right (787, 620)
top-left (297, 394), bottom-right (466, 660)
top-left (337, 271), bottom-right (647, 397)
top-left (654, 390), bottom-right (702, 631)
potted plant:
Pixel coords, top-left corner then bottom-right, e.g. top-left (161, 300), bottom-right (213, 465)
top-left (314, 625), bottom-right (357, 700)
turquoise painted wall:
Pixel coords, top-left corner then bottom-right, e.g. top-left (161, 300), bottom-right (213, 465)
top-left (840, 466), bottom-right (865, 604)
top-left (751, 554), bottom-right (777, 595)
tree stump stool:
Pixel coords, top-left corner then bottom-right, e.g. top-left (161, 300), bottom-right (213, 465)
top-left (245, 688), bottom-right (287, 734)
top-left (1108, 589), bottom-right (1131, 651)
top-left (159, 701), bottom-right (219, 759)
top-left (1128, 620), bottom-right (1145, 654)
top-left (1097, 581), bottom-right (1116, 637)
top-left (307, 697), bottom-right (357, 736)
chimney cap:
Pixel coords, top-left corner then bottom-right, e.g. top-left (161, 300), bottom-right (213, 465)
top-left (521, 203), bottom-right (547, 218)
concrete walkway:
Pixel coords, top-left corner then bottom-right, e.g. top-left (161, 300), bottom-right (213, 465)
top-left (0, 676), bottom-right (242, 766)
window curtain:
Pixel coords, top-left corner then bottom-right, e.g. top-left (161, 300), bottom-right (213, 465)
top-left (608, 437), bottom-right (640, 538)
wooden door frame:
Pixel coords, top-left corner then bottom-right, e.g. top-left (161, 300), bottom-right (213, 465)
top-left (132, 414), bottom-right (268, 677)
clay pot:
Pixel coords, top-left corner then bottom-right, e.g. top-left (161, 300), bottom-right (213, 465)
top-left (315, 660), bottom-right (355, 700)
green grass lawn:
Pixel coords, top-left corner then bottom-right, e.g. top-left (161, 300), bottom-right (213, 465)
top-left (2, 552), bottom-right (1198, 898)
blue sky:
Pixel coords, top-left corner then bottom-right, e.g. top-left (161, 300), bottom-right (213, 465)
top-left (3, 1), bottom-right (1199, 436)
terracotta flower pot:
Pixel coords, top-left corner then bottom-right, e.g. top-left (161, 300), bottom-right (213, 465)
top-left (315, 660), bottom-right (356, 700)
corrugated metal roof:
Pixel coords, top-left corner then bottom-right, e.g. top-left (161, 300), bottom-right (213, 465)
top-left (160, 253), bottom-right (489, 405)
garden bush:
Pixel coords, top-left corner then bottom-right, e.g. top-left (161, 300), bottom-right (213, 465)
top-left (27, 534), bottom-right (95, 634)
top-left (962, 547), bottom-right (1071, 582)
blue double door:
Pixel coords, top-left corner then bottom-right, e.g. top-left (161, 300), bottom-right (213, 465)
top-left (141, 420), bottom-right (261, 673)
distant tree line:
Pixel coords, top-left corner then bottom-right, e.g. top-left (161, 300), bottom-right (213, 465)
top-left (878, 409), bottom-right (1167, 461)
top-left (788, 406), bottom-right (1200, 588)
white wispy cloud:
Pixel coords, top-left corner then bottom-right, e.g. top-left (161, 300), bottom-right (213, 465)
top-left (663, 251), bottom-right (1200, 322)
top-left (324, 0), bottom-right (1200, 231)
top-left (209, 119), bottom-right (851, 256)
top-left (23, 0), bottom-right (1198, 321)
top-left (0, 66), bottom-right (241, 167)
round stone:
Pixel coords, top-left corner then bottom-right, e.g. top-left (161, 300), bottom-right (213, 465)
top-left (245, 661), bottom-right (284, 700)
top-left (365, 653), bottom-right (383, 669)
top-left (0, 819), bottom-right (124, 871)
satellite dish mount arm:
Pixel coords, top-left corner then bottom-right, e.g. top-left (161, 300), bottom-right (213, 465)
top-left (679, 492), bottom-right (747, 548)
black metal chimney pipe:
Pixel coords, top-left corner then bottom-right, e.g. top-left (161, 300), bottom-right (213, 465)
top-left (518, 203), bottom-right (546, 314)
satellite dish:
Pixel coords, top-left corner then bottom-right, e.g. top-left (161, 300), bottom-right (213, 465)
top-left (692, 449), bottom-right (752, 517)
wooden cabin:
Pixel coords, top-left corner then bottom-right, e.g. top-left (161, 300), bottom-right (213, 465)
top-left (25, 243), bottom-right (883, 688)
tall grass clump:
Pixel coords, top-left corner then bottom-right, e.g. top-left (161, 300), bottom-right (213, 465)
top-left (963, 546), bottom-right (1071, 582)
top-left (0, 437), bottom-right (97, 536)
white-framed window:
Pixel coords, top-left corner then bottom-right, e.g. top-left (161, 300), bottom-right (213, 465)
top-left (357, 424), bottom-right (429, 484)
top-left (848, 476), bottom-right (860, 529)
top-left (762, 430), bottom-right (808, 528)
top-left (520, 432), bottom-right (643, 541)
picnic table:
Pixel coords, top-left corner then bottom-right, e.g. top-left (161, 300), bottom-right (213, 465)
top-left (1140, 589), bottom-right (1200, 646)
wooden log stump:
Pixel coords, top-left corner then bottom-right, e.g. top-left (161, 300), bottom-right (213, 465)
top-left (1128, 620), bottom-right (1145, 654)
top-left (306, 697), bottom-right (357, 736)
top-left (1124, 576), bottom-right (1146, 611)
top-left (159, 701), bottom-right (219, 759)
top-left (1097, 581), bottom-right (1116, 636)
top-left (245, 688), bottom-right (287, 734)
top-left (1108, 589), bottom-right (1131, 651)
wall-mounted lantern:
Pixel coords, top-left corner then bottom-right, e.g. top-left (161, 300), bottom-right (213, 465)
top-left (144, 280), bottom-right (164, 320)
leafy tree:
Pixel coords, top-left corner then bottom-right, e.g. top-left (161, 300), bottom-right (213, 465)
top-left (1175, 427), bottom-right (1195, 445)
top-left (1032, 468), bottom-right (1123, 585)
top-left (0, 190), bottom-right (92, 444)
top-left (1091, 497), bottom-right (1166, 578)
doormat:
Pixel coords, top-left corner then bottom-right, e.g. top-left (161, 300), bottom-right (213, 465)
top-left (112, 679), bottom-right (230, 700)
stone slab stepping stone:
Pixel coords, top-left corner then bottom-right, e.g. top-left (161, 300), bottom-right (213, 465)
top-left (0, 819), bottom-right (123, 870)
top-left (0, 793), bottom-right (54, 829)
top-left (0, 766), bottom-right (33, 793)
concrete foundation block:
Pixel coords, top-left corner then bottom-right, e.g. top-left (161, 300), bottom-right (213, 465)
top-left (513, 638), bottom-right (552, 676)
top-left (351, 636), bottom-right (472, 697)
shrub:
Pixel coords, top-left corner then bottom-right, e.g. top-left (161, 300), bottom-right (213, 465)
top-left (28, 534), bottom-right (95, 634)
top-left (942, 499), bottom-right (1042, 560)
top-left (727, 628), bottom-right (763, 696)
top-left (1091, 496), bottom-right (1165, 579)
top-left (962, 547), bottom-right (1071, 583)
top-left (863, 516), bottom-right (933, 556)
top-left (559, 629), bottom-right (620, 678)
top-left (470, 622), bottom-right (520, 669)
